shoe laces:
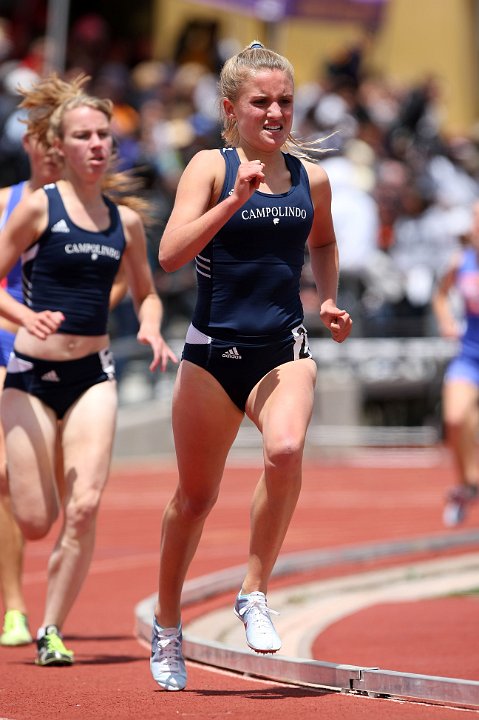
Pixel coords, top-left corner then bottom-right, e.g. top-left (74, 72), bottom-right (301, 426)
top-left (155, 631), bottom-right (183, 670)
top-left (44, 631), bottom-right (71, 656)
top-left (238, 593), bottom-right (279, 631)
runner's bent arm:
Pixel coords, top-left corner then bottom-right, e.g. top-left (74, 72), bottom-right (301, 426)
top-left (159, 149), bottom-right (265, 271)
top-left (305, 160), bottom-right (351, 343)
top-left (120, 205), bottom-right (177, 371)
top-left (0, 189), bottom-right (64, 337)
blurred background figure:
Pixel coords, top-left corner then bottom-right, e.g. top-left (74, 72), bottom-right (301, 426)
top-left (433, 200), bottom-right (479, 527)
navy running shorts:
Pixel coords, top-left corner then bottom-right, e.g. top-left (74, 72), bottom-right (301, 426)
top-left (181, 323), bottom-right (314, 411)
top-left (4, 347), bottom-right (116, 419)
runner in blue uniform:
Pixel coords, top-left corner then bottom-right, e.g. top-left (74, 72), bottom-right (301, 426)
top-left (0, 133), bottom-right (63, 648)
top-left (150, 41), bottom-right (352, 691)
top-left (0, 74), bottom-right (176, 667)
top-left (433, 200), bottom-right (479, 526)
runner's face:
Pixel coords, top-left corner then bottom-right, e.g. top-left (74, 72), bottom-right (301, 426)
top-left (57, 106), bottom-right (113, 179)
top-left (225, 69), bottom-right (294, 151)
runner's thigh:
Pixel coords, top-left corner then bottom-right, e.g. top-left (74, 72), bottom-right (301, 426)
top-left (61, 380), bottom-right (118, 501)
top-left (247, 358), bottom-right (317, 440)
top-left (172, 360), bottom-right (243, 493)
top-left (0, 387), bottom-right (59, 528)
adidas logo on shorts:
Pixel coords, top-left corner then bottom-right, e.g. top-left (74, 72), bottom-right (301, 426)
top-left (221, 347), bottom-right (242, 359)
top-left (41, 370), bottom-right (61, 382)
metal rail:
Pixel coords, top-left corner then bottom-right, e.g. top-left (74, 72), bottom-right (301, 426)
top-left (136, 530), bottom-right (479, 709)
top-left (182, 637), bottom-right (479, 709)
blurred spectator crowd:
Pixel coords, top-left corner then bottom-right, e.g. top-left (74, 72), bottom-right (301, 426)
top-left (0, 12), bottom-right (478, 346)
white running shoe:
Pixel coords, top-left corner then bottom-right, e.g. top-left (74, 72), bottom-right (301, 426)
top-left (234, 591), bottom-right (281, 654)
top-left (150, 618), bottom-right (187, 691)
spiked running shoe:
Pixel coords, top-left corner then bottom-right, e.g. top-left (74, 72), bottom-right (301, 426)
top-left (443, 483), bottom-right (478, 527)
top-left (234, 591), bottom-right (281, 654)
top-left (35, 625), bottom-right (74, 666)
top-left (0, 610), bottom-right (32, 646)
top-left (150, 618), bottom-right (186, 691)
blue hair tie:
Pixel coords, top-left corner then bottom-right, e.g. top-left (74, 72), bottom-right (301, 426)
top-left (250, 42), bottom-right (263, 49)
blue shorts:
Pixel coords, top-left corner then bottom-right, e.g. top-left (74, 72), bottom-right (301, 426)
top-left (4, 348), bottom-right (116, 419)
top-left (0, 328), bottom-right (15, 367)
top-left (182, 323), bottom-right (314, 411)
top-left (444, 355), bottom-right (479, 387)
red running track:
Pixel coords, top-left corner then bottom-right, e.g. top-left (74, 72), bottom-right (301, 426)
top-left (1, 447), bottom-right (479, 719)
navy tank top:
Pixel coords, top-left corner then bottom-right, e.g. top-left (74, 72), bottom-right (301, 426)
top-left (22, 183), bottom-right (126, 336)
top-left (192, 148), bottom-right (314, 340)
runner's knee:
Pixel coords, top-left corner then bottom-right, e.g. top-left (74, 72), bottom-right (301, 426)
top-left (65, 488), bottom-right (102, 536)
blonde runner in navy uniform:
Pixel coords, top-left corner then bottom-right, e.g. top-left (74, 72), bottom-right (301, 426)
top-left (150, 42), bottom-right (352, 691)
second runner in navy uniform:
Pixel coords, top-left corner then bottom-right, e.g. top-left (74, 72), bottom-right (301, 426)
top-left (0, 74), bottom-right (176, 667)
